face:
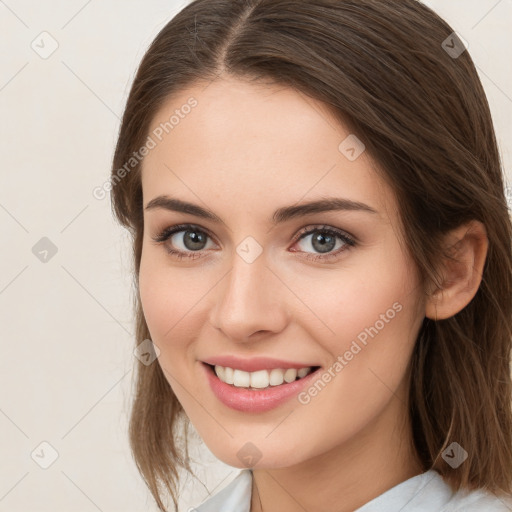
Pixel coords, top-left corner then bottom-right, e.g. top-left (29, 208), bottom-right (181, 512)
top-left (139, 75), bottom-right (426, 470)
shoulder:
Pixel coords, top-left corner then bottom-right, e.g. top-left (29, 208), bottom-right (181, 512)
top-left (356, 469), bottom-right (512, 512)
top-left (444, 486), bottom-right (512, 511)
top-left (192, 469), bottom-right (252, 512)
top-left (416, 470), bottom-right (512, 512)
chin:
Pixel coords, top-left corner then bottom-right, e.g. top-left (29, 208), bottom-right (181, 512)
top-left (201, 435), bottom-right (308, 470)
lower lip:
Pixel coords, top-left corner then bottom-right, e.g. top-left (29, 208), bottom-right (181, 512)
top-left (201, 362), bottom-right (321, 413)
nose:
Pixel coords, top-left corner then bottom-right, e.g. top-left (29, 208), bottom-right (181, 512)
top-left (208, 249), bottom-right (289, 342)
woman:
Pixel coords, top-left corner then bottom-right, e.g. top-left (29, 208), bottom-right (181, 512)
top-left (110, 0), bottom-right (512, 510)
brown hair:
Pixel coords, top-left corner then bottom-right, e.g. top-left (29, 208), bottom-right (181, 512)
top-left (110, 0), bottom-right (512, 509)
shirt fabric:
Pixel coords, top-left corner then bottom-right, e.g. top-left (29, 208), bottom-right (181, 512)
top-left (193, 468), bottom-right (512, 511)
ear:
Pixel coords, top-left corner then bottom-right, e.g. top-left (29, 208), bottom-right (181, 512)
top-left (425, 220), bottom-right (488, 321)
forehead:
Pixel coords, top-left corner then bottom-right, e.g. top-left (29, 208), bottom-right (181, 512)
top-left (141, 76), bottom-right (395, 222)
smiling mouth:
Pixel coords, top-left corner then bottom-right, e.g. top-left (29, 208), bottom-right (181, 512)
top-left (205, 363), bottom-right (322, 390)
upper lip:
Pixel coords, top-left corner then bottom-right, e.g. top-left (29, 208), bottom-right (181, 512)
top-left (202, 355), bottom-right (320, 373)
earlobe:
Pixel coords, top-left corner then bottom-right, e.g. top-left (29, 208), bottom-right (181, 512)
top-left (425, 220), bottom-right (488, 321)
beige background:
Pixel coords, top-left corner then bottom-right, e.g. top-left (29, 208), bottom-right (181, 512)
top-left (0, 1), bottom-right (510, 510)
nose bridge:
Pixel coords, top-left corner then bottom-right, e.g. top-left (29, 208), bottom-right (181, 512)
top-left (209, 246), bottom-right (288, 341)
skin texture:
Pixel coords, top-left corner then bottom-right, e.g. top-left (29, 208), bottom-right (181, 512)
top-left (138, 75), bottom-right (488, 512)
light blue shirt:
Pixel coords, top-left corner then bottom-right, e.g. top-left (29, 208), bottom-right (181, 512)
top-left (193, 468), bottom-right (512, 511)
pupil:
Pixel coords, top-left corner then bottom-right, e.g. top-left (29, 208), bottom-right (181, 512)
top-left (312, 233), bottom-right (335, 253)
top-left (184, 230), bottom-right (206, 250)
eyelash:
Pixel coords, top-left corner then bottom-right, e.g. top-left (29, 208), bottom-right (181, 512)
top-left (151, 223), bottom-right (356, 262)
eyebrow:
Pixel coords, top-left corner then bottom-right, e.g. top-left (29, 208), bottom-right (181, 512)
top-left (144, 195), bottom-right (378, 224)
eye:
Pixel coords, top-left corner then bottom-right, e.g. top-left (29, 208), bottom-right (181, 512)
top-left (151, 223), bottom-right (216, 260)
top-left (151, 223), bottom-right (356, 262)
top-left (291, 225), bottom-right (355, 261)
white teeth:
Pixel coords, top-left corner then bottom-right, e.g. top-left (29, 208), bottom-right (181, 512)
top-left (215, 365), bottom-right (225, 381)
top-left (213, 365), bottom-right (314, 389)
top-left (224, 366), bottom-right (234, 384)
top-left (297, 367), bottom-right (310, 378)
top-left (233, 369), bottom-right (250, 387)
top-left (284, 368), bottom-right (297, 383)
top-left (269, 368), bottom-right (284, 386)
top-left (250, 369), bottom-right (270, 389)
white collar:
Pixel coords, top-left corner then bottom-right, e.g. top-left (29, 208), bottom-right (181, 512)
top-left (193, 468), bottom-right (511, 511)
top-left (194, 469), bottom-right (252, 511)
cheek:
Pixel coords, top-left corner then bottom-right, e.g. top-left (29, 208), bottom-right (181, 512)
top-left (289, 246), bottom-right (423, 425)
top-left (138, 252), bottom-right (186, 346)
top-left (327, 260), bottom-right (420, 378)
top-left (138, 251), bottom-right (213, 360)
top-left (138, 256), bottom-right (165, 337)
top-left (287, 246), bottom-right (419, 352)
top-left (291, 281), bottom-right (421, 455)
top-left (138, 257), bottom-right (202, 401)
